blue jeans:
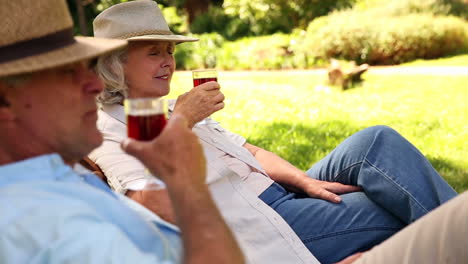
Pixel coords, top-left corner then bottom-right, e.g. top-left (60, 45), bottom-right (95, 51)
top-left (259, 125), bottom-right (457, 264)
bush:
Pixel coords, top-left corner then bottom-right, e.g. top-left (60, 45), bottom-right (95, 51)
top-left (219, 0), bottom-right (357, 37)
top-left (354, 0), bottom-right (468, 19)
top-left (174, 33), bottom-right (225, 70)
top-left (305, 13), bottom-right (468, 65)
top-left (216, 33), bottom-right (310, 70)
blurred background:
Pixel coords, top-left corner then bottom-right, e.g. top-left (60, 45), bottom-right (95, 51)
top-left (68, 0), bottom-right (467, 192)
top-left (68, 0), bottom-right (467, 69)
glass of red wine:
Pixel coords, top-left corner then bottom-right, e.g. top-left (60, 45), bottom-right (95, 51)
top-left (124, 97), bottom-right (167, 190)
top-left (192, 70), bottom-right (218, 87)
top-left (193, 69), bottom-right (218, 123)
top-left (193, 69), bottom-right (218, 87)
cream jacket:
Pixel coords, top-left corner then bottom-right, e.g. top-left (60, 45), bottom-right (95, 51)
top-left (89, 102), bottom-right (320, 264)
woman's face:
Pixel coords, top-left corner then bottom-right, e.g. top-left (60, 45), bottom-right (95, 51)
top-left (124, 41), bottom-right (175, 98)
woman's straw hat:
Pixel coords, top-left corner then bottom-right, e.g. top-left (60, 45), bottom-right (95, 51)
top-left (93, 0), bottom-right (198, 43)
top-left (0, 0), bottom-right (127, 78)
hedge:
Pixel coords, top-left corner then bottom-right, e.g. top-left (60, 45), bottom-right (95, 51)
top-left (305, 13), bottom-right (468, 65)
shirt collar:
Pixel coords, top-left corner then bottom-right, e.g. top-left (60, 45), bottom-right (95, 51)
top-left (102, 104), bottom-right (127, 124)
top-left (0, 154), bottom-right (79, 188)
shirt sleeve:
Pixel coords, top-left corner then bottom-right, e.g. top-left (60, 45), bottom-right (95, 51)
top-left (89, 137), bottom-right (149, 194)
top-left (0, 204), bottom-right (172, 264)
top-left (210, 122), bottom-right (247, 146)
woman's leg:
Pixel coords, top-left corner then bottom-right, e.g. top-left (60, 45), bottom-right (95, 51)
top-left (306, 125), bottom-right (457, 223)
top-left (259, 183), bottom-right (405, 264)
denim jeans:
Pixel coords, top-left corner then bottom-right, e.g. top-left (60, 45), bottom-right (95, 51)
top-left (259, 125), bottom-right (457, 264)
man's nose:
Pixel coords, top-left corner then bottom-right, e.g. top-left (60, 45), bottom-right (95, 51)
top-left (83, 68), bottom-right (104, 95)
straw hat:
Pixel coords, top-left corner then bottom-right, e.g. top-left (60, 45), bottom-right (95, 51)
top-left (0, 0), bottom-right (127, 78)
top-left (93, 0), bottom-right (198, 43)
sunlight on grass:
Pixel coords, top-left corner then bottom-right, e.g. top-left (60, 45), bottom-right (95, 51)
top-left (170, 70), bottom-right (468, 192)
top-left (402, 54), bottom-right (468, 66)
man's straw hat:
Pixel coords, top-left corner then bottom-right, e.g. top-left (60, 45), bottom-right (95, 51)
top-left (0, 0), bottom-right (127, 78)
top-left (93, 0), bottom-right (198, 43)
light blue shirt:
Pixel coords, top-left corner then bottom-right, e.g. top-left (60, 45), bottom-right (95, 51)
top-left (0, 154), bottom-right (182, 263)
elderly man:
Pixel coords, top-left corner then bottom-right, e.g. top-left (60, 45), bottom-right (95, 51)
top-left (0, 0), bottom-right (243, 263)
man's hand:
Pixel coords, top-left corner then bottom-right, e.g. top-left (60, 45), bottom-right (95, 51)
top-left (295, 176), bottom-right (362, 203)
top-left (123, 114), bottom-right (244, 264)
top-left (173, 81), bottom-right (225, 128)
top-left (122, 114), bottom-right (206, 187)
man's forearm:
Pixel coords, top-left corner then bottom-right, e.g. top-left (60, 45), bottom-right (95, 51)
top-left (166, 180), bottom-right (244, 264)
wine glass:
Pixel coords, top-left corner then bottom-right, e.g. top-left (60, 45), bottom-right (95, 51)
top-left (192, 69), bottom-right (218, 124)
top-left (124, 97), bottom-right (167, 190)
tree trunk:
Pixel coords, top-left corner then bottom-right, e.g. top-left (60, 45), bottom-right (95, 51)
top-left (184, 0), bottom-right (211, 25)
top-left (75, 0), bottom-right (88, 36)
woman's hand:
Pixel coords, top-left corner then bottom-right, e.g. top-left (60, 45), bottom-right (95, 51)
top-left (173, 81), bottom-right (225, 128)
top-left (291, 176), bottom-right (362, 203)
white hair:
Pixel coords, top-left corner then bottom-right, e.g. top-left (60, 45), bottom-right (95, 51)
top-left (95, 48), bottom-right (128, 105)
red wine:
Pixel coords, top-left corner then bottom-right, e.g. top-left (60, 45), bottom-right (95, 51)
top-left (127, 113), bottom-right (167, 141)
top-left (193, 77), bottom-right (217, 87)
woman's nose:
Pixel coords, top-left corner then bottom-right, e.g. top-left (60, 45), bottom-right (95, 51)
top-left (161, 54), bottom-right (174, 68)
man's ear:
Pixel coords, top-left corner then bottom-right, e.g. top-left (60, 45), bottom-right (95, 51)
top-left (0, 89), bottom-right (14, 121)
top-left (0, 107), bottom-right (15, 121)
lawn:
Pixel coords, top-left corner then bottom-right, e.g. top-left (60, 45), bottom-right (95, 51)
top-left (402, 54), bottom-right (468, 67)
top-left (169, 66), bottom-right (468, 193)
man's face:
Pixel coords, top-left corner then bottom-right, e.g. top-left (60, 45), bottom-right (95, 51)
top-left (5, 60), bottom-right (103, 163)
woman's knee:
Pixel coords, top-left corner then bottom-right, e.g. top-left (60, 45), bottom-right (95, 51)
top-left (362, 125), bottom-right (399, 138)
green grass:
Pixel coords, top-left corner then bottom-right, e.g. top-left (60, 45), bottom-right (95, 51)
top-left (402, 54), bottom-right (468, 66)
top-left (169, 70), bottom-right (468, 193)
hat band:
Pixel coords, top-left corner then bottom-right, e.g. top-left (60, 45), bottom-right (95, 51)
top-left (0, 28), bottom-right (76, 64)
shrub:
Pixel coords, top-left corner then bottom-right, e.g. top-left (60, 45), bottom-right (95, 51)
top-left (220, 0), bottom-right (358, 37)
top-left (216, 33), bottom-right (309, 70)
top-left (354, 0), bottom-right (468, 19)
top-left (174, 33), bottom-right (225, 70)
top-left (305, 13), bottom-right (468, 65)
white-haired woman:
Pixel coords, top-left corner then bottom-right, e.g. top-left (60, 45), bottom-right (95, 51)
top-left (89, 1), bottom-right (457, 263)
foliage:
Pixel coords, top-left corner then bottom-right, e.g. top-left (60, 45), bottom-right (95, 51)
top-left (189, 6), bottom-right (250, 40)
top-left (215, 30), bottom-right (323, 70)
top-left (305, 13), bottom-right (468, 65)
top-left (174, 33), bottom-right (225, 70)
top-left (221, 0), bottom-right (358, 36)
top-left (161, 5), bottom-right (189, 34)
top-left (169, 69), bottom-right (468, 192)
top-left (354, 0), bottom-right (468, 19)
top-left (217, 34), bottom-right (293, 70)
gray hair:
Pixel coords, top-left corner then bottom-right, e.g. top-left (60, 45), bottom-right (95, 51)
top-left (95, 48), bottom-right (128, 105)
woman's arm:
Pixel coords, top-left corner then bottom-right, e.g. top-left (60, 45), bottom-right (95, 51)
top-left (243, 143), bottom-right (360, 203)
top-left (90, 139), bottom-right (176, 224)
top-left (126, 189), bottom-right (176, 224)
